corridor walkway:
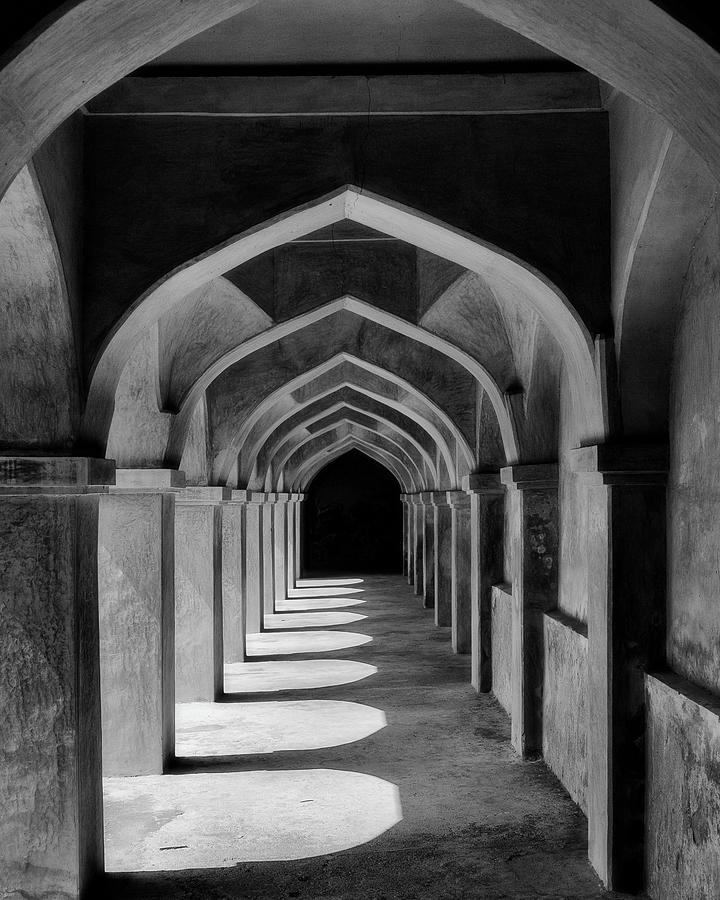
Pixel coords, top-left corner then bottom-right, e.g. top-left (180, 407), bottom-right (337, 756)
top-left (101, 576), bottom-right (627, 899)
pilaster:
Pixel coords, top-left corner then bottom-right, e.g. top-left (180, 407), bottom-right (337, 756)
top-left (175, 486), bottom-right (229, 702)
top-left (420, 491), bottom-right (435, 608)
top-left (500, 464), bottom-right (558, 758)
top-left (99, 468), bottom-right (183, 775)
top-left (570, 443), bottom-right (667, 892)
top-left (447, 490), bottom-right (472, 654)
top-left (430, 491), bottom-right (453, 626)
top-left (463, 473), bottom-right (505, 692)
top-left (0, 456), bottom-right (113, 899)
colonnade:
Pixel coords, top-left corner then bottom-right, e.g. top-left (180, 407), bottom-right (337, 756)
top-left (0, 457), bottom-right (304, 897)
top-left (1, 447), bottom-right (665, 897)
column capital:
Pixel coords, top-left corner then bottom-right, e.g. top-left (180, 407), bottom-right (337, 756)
top-left (176, 485), bottom-right (232, 505)
top-left (429, 490), bottom-right (453, 508)
top-left (112, 467), bottom-right (186, 493)
top-left (500, 463), bottom-right (558, 490)
top-left (462, 472), bottom-right (504, 495)
top-left (0, 455), bottom-right (115, 495)
top-left (569, 443), bottom-right (668, 485)
top-left (419, 490), bottom-right (435, 504)
top-left (447, 489), bottom-right (471, 509)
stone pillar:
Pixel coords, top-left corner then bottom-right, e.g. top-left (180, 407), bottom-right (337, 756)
top-left (285, 494), bottom-right (296, 594)
top-left (98, 468), bottom-right (182, 775)
top-left (243, 494), bottom-right (264, 634)
top-left (464, 474), bottom-right (505, 691)
top-left (412, 494), bottom-right (423, 593)
top-left (571, 445), bottom-right (667, 892)
top-left (421, 492), bottom-right (435, 608)
top-left (0, 456), bottom-right (113, 900)
top-left (294, 494), bottom-right (303, 580)
top-left (400, 495), bottom-right (409, 577)
top-left (222, 491), bottom-right (247, 664)
top-left (405, 496), bottom-right (414, 582)
top-left (431, 492), bottom-right (453, 626)
top-left (261, 493), bottom-right (275, 619)
top-left (175, 487), bottom-right (227, 702)
top-left (273, 492), bottom-right (289, 606)
top-left (448, 490), bottom-right (472, 653)
top-left (500, 465), bottom-right (558, 759)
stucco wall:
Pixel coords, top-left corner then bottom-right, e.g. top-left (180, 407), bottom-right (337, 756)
top-left (491, 584), bottom-right (513, 716)
top-left (542, 612), bottom-right (588, 812)
top-left (668, 199), bottom-right (720, 693)
top-left (646, 673), bottom-right (720, 900)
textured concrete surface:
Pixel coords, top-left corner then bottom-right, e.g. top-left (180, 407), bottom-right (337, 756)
top-left (101, 575), bottom-right (628, 899)
top-left (646, 672), bottom-right (720, 900)
top-left (98, 493), bottom-right (175, 775)
top-left (491, 584), bottom-right (513, 716)
top-left (543, 612), bottom-right (588, 812)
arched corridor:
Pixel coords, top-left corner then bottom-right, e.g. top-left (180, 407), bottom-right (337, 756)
top-left (100, 576), bottom-right (610, 899)
top-left (2, 4), bottom-right (720, 900)
top-left (302, 450), bottom-right (403, 574)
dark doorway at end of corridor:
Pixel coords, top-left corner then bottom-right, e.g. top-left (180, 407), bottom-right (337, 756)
top-left (302, 450), bottom-right (402, 575)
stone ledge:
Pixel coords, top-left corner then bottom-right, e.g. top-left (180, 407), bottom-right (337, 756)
top-left (0, 456), bottom-right (115, 494)
top-left (544, 608), bottom-right (588, 640)
top-left (569, 443), bottom-right (668, 485)
top-left (463, 472), bottom-right (503, 494)
top-left (176, 486), bottom-right (232, 505)
top-left (112, 468), bottom-right (185, 492)
top-left (500, 464), bottom-right (558, 490)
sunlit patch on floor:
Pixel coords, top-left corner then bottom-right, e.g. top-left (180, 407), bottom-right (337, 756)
top-left (263, 611), bottom-right (367, 629)
top-left (176, 699), bottom-right (387, 756)
top-left (288, 586), bottom-right (365, 597)
top-left (297, 577), bottom-right (365, 587)
top-left (224, 658), bottom-right (377, 693)
top-left (103, 769), bottom-right (402, 871)
top-left (246, 630), bottom-right (372, 656)
top-left (277, 596), bottom-right (366, 611)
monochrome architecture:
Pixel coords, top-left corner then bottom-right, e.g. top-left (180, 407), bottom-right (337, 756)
top-left (1, 2), bottom-right (719, 898)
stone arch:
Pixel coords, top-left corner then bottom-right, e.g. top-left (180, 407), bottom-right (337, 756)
top-left (259, 409), bottom-right (434, 492)
top-left (247, 395), bottom-right (442, 490)
top-left (84, 188), bottom-right (603, 460)
top-left (2, 1), bottom-right (719, 203)
top-left (290, 434), bottom-right (415, 493)
top-left (213, 353), bottom-right (473, 486)
top-left (0, 163), bottom-right (81, 449)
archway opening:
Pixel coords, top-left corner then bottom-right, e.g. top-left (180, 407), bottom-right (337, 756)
top-left (302, 449), bottom-right (402, 575)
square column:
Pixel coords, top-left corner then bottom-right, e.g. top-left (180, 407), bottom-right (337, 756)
top-left (448, 490), bottom-right (472, 653)
top-left (411, 494), bottom-right (423, 593)
top-left (261, 494), bottom-right (276, 620)
top-left (286, 493), bottom-right (304, 593)
top-left (420, 492), bottom-right (435, 608)
top-left (571, 445), bottom-right (667, 892)
top-left (175, 487), bottom-right (228, 702)
top-left (463, 474), bottom-right (505, 691)
top-left (273, 493), bottom-right (290, 606)
top-left (243, 494), bottom-right (265, 634)
top-left (0, 457), bottom-right (113, 900)
top-left (294, 495), bottom-right (303, 580)
top-left (500, 465), bottom-right (558, 759)
top-left (400, 495), bottom-right (409, 577)
top-left (99, 468), bottom-right (183, 775)
top-left (431, 492), bottom-right (453, 626)
top-left (222, 491), bottom-right (247, 665)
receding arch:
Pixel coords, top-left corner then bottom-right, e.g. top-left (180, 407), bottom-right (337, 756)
top-left (262, 412), bottom-right (431, 493)
top-left (238, 383), bottom-right (455, 488)
top-left (167, 295), bottom-right (517, 463)
top-left (253, 401), bottom-right (439, 491)
top-left (291, 434), bottom-right (415, 494)
top-left (213, 353), bottom-right (473, 486)
top-left (84, 188), bottom-right (604, 459)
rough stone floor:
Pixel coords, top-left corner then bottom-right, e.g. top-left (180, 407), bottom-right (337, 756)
top-left (100, 575), bottom-right (632, 900)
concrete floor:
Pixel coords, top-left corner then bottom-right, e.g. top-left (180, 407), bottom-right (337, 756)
top-left (101, 575), bottom-right (632, 899)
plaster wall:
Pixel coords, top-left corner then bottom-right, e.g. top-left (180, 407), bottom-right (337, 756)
top-left (491, 584), bottom-right (513, 716)
top-left (83, 113), bottom-right (609, 368)
top-left (106, 326), bottom-right (172, 467)
top-left (646, 673), bottom-right (720, 900)
top-left (668, 199), bottom-right (720, 694)
top-left (0, 166), bottom-right (80, 449)
top-left (0, 494), bottom-right (103, 898)
top-left (542, 612), bottom-right (588, 812)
